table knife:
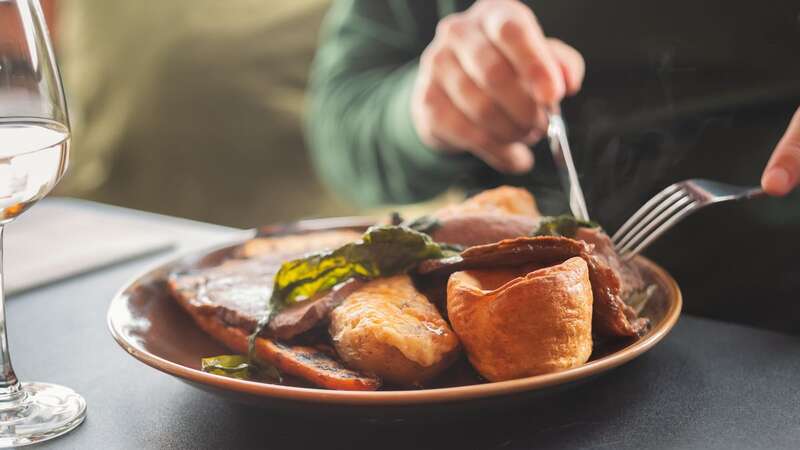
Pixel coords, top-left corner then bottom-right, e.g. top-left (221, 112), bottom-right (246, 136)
top-left (546, 108), bottom-right (590, 221)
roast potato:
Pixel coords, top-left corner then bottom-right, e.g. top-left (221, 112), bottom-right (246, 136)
top-left (447, 257), bottom-right (593, 381)
top-left (329, 275), bottom-right (460, 386)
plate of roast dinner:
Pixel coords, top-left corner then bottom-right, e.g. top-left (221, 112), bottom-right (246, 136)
top-left (108, 186), bottom-right (681, 415)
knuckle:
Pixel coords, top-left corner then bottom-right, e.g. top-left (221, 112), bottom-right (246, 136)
top-left (417, 80), bottom-right (441, 109)
top-left (454, 72), bottom-right (474, 95)
top-left (436, 14), bottom-right (466, 38)
top-left (435, 16), bottom-right (453, 35)
top-left (496, 17), bottom-right (524, 42)
top-left (546, 37), bottom-right (565, 49)
top-left (423, 90), bottom-right (442, 112)
top-left (514, 3), bottom-right (539, 23)
top-left (481, 58), bottom-right (514, 87)
top-left (419, 47), bottom-right (433, 67)
top-left (521, 62), bottom-right (542, 80)
top-left (420, 44), bottom-right (441, 68)
top-left (478, 0), bottom-right (527, 14)
top-left (429, 48), bottom-right (452, 70)
top-left (473, 97), bottom-right (496, 122)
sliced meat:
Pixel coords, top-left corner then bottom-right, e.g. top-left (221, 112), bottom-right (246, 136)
top-left (423, 186), bottom-right (542, 247)
top-left (170, 286), bottom-right (380, 390)
top-left (169, 231), bottom-right (364, 339)
top-left (267, 279), bottom-right (364, 340)
top-left (168, 230), bottom-right (385, 390)
top-left (435, 186), bottom-right (540, 219)
top-left (169, 258), bottom-right (273, 333)
top-left (574, 228), bottom-right (648, 301)
top-left (169, 259), bottom-right (349, 339)
top-left (418, 236), bottom-right (649, 338)
top-left (329, 275), bottom-right (461, 387)
top-left (429, 213), bottom-right (538, 247)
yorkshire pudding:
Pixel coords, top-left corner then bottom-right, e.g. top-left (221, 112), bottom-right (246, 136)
top-left (447, 257), bottom-right (593, 382)
top-left (421, 236), bottom-right (649, 337)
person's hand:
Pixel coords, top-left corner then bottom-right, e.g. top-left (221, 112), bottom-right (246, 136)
top-left (762, 106), bottom-right (800, 196)
top-left (411, 0), bottom-right (584, 174)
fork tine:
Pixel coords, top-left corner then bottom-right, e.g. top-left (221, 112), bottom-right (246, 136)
top-left (622, 200), bottom-right (698, 259)
top-left (613, 189), bottom-right (689, 249)
top-left (611, 183), bottom-right (681, 244)
top-left (617, 195), bottom-right (694, 255)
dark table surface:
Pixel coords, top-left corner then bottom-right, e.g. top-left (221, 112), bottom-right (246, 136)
top-left (10, 200), bottom-right (800, 450)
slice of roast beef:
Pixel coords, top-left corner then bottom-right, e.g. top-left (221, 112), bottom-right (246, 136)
top-left (169, 258), bottom-right (272, 333)
top-left (169, 259), bottom-right (359, 340)
top-left (170, 276), bottom-right (381, 391)
top-left (574, 228), bottom-right (653, 312)
top-left (168, 231), bottom-right (364, 341)
top-left (428, 213), bottom-right (539, 248)
top-left (266, 279), bottom-right (364, 340)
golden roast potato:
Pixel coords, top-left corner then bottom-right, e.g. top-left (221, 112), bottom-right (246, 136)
top-left (447, 257), bottom-right (593, 382)
top-left (329, 275), bottom-right (461, 386)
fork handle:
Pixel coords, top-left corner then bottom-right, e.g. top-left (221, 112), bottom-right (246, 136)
top-left (742, 188), bottom-right (767, 200)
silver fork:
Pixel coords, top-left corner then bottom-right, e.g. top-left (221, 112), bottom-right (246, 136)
top-left (612, 179), bottom-right (766, 258)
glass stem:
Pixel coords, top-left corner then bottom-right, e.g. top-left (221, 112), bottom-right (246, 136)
top-left (0, 226), bottom-right (20, 399)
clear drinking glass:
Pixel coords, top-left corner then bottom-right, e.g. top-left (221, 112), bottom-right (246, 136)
top-left (0, 0), bottom-right (86, 446)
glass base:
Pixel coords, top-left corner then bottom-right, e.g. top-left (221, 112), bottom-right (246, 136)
top-left (0, 382), bottom-right (86, 448)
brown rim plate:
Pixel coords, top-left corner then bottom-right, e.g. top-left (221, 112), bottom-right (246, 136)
top-left (107, 217), bottom-right (682, 410)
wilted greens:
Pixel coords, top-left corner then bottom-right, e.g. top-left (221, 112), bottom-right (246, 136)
top-left (201, 354), bottom-right (281, 382)
top-left (269, 225), bottom-right (448, 312)
top-left (238, 226), bottom-right (450, 377)
top-left (201, 355), bottom-right (254, 380)
top-left (247, 226), bottom-right (450, 344)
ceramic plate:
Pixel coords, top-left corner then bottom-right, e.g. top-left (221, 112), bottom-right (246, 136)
top-left (107, 218), bottom-right (681, 417)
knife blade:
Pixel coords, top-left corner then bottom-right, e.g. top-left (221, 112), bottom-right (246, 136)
top-left (546, 109), bottom-right (590, 221)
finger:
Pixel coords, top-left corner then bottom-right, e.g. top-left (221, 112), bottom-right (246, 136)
top-left (443, 19), bottom-right (537, 130)
top-left (426, 81), bottom-right (534, 173)
top-left (762, 107), bottom-right (800, 196)
top-left (547, 38), bottom-right (585, 95)
top-left (523, 107), bottom-right (548, 144)
top-left (411, 66), bottom-right (449, 150)
top-left (472, 142), bottom-right (535, 174)
top-left (477, 1), bottom-right (565, 105)
top-left (430, 46), bottom-right (527, 143)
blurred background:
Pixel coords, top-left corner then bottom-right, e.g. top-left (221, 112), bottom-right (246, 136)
top-left (49, 0), bottom-right (374, 227)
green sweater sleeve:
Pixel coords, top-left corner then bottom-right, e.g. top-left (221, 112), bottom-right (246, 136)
top-left (306, 0), bottom-right (479, 206)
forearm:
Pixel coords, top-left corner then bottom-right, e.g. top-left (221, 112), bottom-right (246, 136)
top-left (305, 0), bottom-right (483, 206)
top-left (307, 60), bottom-right (477, 206)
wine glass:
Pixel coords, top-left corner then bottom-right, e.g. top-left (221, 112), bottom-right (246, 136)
top-left (0, 0), bottom-right (86, 446)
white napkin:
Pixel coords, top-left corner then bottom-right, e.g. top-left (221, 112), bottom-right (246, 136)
top-left (4, 199), bottom-right (174, 294)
